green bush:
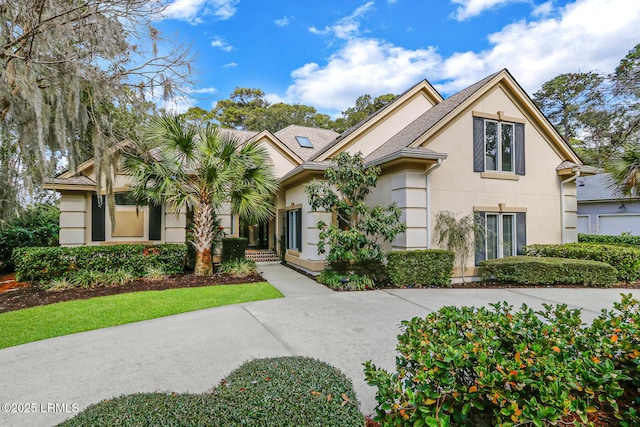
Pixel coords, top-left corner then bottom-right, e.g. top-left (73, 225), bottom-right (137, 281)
top-left (60, 356), bottom-right (364, 427)
top-left (317, 269), bottom-right (375, 291)
top-left (579, 233), bottom-right (640, 246)
top-left (328, 258), bottom-right (388, 285)
top-left (0, 203), bottom-right (59, 272)
top-left (221, 237), bottom-right (248, 262)
top-left (523, 243), bottom-right (640, 282)
top-left (13, 244), bottom-right (186, 283)
top-left (217, 257), bottom-right (257, 278)
top-left (364, 295), bottom-right (640, 427)
top-left (480, 256), bottom-right (617, 286)
top-left (386, 250), bottom-right (454, 287)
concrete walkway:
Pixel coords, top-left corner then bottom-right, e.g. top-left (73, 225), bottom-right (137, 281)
top-left (0, 263), bottom-right (638, 427)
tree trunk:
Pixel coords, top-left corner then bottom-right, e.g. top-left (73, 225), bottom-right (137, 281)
top-left (194, 247), bottom-right (213, 276)
top-left (192, 201), bottom-right (215, 276)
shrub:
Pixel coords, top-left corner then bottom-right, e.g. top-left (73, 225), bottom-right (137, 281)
top-left (0, 203), bottom-right (59, 272)
top-left (317, 269), bottom-right (375, 291)
top-left (480, 255), bottom-right (617, 286)
top-left (217, 258), bottom-right (256, 278)
top-left (12, 244), bottom-right (186, 283)
top-left (221, 237), bottom-right (248, 262)
top-left (386, 250), bottom-right (454, 287)
top-left (328, 258), bottom-right (388, 286)
top-left (60, 356), bottom-right (364, 427)
top-left (523, 243), bottom-right (640, 282)
top-left (364, 295), bottom-right (640, 427)
top-left (579, 233), bottom-right (640, 246)
top-left (143, 266), bottom-right (166, 281)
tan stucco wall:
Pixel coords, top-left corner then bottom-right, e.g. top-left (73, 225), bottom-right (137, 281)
top-left (423, 85), bottom-right (567, 268)
top-left (284, 182), bottom-right (332, 269)
top-left (256, 139), bottom-right (299, 179)
top-left (343, 94), bottom-right (434, 158)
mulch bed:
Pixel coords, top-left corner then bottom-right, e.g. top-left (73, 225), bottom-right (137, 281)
top-left (0, 273), bottom-right (265, 314)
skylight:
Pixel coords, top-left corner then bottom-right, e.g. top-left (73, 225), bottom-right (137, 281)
top-left (295, 136), bottom-right (313, 148)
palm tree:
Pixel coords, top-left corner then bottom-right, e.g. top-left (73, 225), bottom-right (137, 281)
top-left (609, 143), bottom-right (640, 198)
top-left (123, 114), bottom-right (278, 275)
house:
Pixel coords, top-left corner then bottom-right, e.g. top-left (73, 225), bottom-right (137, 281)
top-left (45, 69), bottom-right (596, 279)
top-left (577, 173), bottom-right (640, 236)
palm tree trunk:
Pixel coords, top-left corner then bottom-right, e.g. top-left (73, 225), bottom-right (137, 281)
top-left (192, 201), bottom-right (215, 276)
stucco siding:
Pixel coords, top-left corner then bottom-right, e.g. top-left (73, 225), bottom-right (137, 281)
top-left (344, 94), bottom-right (434, 158)
top-left (424, 85), bottom-right (566, 265)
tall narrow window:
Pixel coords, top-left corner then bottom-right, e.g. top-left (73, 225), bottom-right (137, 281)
top-left (287, 208), bottom-right (302, 251)
top-left (485, 121), bottom-right (498, 171)
top-left (484, 213), bottom-right (516, 260)
top-left (485, 120), bottom-right (514, 173)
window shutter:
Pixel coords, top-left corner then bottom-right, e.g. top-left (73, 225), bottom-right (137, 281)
top-left (473, 117), bottom-right (485, 172)
top-left (91, 194), bottom-right (105, 242)
top-left (516, 212), bottom-right (526, 254)
top-left (474, 211), bottom-right (486, 266)
top-left (149, 204), bottom-right (162, 241)
top-left (296, 209), bottom-right (302, 251)
top-left (515, 123), bottom-right (525, 176)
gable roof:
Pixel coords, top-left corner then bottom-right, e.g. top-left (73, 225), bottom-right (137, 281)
top-left (274, 125), bottom-right (340, 161)
top-left (312, 79), bottom-right (444, 161)
top-left (577, 173), bottom-right (638, 202)
top-left (365, 71), bottom-right (500, 163)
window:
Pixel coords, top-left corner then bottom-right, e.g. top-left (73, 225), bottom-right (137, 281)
top-left (475, 211), bottom-right (526, 264)
top-left (473, 117), bottom-right (525, 175)
top-left (287, 208), bottom-right (302, 251)
top-left (295, 136), bottom-right (313, 148)
top-left (484, 120), bottom-right (514, 172)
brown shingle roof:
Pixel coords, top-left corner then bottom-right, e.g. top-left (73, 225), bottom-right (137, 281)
top-left (274, 125), bottom-right (339, 161)
top-left (365, 71), bottom-right (502, 163)
top-left (44, 175), bottom-right (96, 187)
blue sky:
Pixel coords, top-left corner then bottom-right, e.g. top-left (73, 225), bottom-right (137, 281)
top-left (155, 0), bottom-right (640, 116)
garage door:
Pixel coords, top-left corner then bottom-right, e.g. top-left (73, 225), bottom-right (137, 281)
top-left (598, 214), bottom-right (640, 236)
top-left (577, 215), bottom-right (590, 234)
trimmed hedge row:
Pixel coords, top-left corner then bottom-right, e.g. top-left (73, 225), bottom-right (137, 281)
top-left (479, 256), bottom-right (617, 286)
top-left (60, 357), bottom-right (364, 426)
top-left (523, 243), bottom-right (640, 282)
top-left (387, 250), bottom-right (454, 287)
top-left (13, 244), bottom-right (187, 283)
top-left (579, 233), bottom-right (640, 246)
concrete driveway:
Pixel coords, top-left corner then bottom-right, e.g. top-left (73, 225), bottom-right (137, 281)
top-left (0, 263), bottom-right (637, 427)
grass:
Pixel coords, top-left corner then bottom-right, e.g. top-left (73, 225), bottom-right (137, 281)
top-left (0, 282), bottom-right (282, 349)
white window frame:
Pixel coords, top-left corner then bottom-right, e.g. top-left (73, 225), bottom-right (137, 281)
top-left (484, 120), bottom-right (515, 173)
top-left (484, 213), bottom-right (517, 260)
top-left (287, 208), bottom-right (301, 251)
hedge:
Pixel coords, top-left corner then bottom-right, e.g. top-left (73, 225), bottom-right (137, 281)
top-left (579, 233), bottom-right (640, 246)
top-left (523, 243), bottom-right (640, 282)
top-left (60, 356), bottom-right (364, 427)
top-left (479, 255), bottom-right (617, 286)
top-left (386, 250), bottom-right (454, 287)
top-left (364, 295), bottom-right (640, 426)
top-left (12, 244), bottom-right (187, 283)
top-left (221, 237), bottom-right (248, 262)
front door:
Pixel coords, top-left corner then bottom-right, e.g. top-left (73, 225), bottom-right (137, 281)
top-left (240, 219), bottom-right (269, 248)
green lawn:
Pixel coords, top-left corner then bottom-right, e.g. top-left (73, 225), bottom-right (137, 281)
top-left (0, 282), bottom-right (282, 349)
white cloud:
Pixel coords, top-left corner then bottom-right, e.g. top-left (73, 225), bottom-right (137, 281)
top-left (223, 62), bottom-right (238, 68)
top-left (279, 38), bottom-right (441, 111)
top-left (187, 87), bottom-right (218, 94)
top-left (274, 16), bottom-right (290, 27)
top-left (451, 0), bottom-right (521, 21)
top-left (211, 37), bottom-right (234, 51)
top-left (532, 0), bottom-right (554, 17)
top-left (163, 0), bottom-right (238, 24)
top-left (279, 0), bottom-right (640, 113)
top-left (308, 2), bottom-right (375, 40)
top-left (439, 0), bottom-right (640, 94)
